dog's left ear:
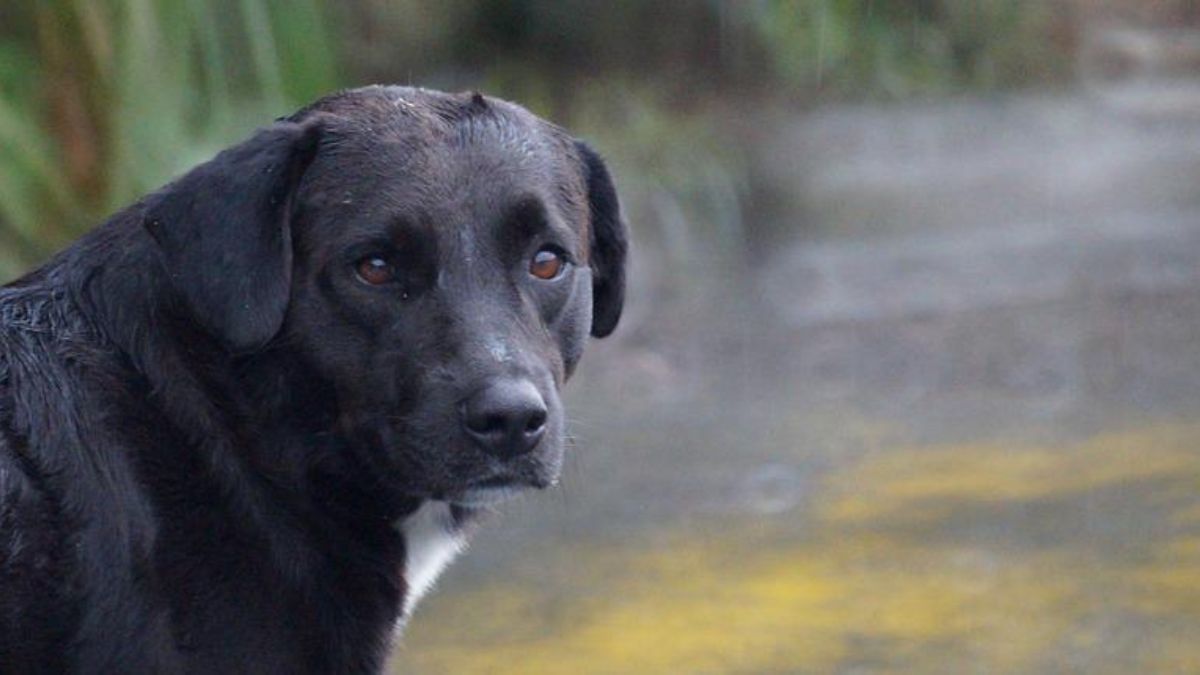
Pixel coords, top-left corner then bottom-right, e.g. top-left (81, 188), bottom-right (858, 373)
top-left (143, 119), bottom-right (322, 352)
top-left (575, 141), bottom-right (628, 338)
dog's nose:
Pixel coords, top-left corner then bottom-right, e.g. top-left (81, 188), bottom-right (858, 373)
top-left (461, 379), bottom-right (548, 458)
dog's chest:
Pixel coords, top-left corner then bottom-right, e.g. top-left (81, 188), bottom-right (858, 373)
top-left (397, 502), bottom-right (467, 618)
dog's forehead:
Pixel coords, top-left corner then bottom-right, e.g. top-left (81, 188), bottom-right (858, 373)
top-left (298, 86), bottom-right (588, 228)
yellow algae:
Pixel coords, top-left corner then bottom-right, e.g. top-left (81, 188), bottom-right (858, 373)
top-left (400, 543), bottom-right (852, 673)
top-left (822, 424), bottom-right (1200, 525)
top-left (1129, 536), bottom-right (1200, 615)
top-left (398, 537), bottom-right (1096, 673)
top-left (393, 421), bottom-right (1200, 674)
top-left (1173, 503), bottom-right (1200, 525)
top-left (1146, 636), bottom-right (1200, 674)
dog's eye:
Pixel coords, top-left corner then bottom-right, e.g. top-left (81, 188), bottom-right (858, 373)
top-left (530, 248), bottom-right (566, 280)
top-left (355, 256), bottom-right (396, 286)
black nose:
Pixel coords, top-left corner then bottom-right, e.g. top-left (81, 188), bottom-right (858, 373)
top-left (461, 379), bottom-right (548, 458)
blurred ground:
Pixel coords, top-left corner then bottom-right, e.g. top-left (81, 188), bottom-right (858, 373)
top-left (391, 84), bottom-right (1200, 673)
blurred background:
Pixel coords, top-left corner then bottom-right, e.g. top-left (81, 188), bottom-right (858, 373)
top-left (3, 1), bottom-right (1200, 672)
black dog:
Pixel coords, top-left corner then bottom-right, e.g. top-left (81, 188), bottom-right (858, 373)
top-left (0, 86), bottom-right (626, 673)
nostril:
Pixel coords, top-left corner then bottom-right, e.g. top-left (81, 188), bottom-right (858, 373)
top-left (524, 410), bottom-right (547, 434)
top-left (473, 413), bottom-right (507, 436)
top-left (461, 378), bottom-right (549, 458)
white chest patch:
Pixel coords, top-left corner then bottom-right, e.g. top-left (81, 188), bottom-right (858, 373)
top-left (397, 502), bottom-right (467, 619)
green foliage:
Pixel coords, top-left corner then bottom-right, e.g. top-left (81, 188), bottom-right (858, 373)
top-left (569, 80), bottom-right (749, 277)
top-left (0, 0), bottom-right (337, 280)
top-left (747, 0), bottom-right (1067, 98)
top-left (0, 0), bottom-right (1071, 282)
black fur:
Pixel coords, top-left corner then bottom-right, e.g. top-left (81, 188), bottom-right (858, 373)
top-left (0, 86), bottom-right (626, 674)
top-left (575, 141), bottom-right (627, 338)
top-left (143, 120), bottom-right (323, 352)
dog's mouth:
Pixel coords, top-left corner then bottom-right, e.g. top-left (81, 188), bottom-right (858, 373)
top-left (441, 471), bottom-right (556, 508)
top-left (444, 485), bottom-right (525, 508)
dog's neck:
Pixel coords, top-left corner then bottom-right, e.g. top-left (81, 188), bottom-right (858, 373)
top-left (395, 501), bottom-right (472, 623)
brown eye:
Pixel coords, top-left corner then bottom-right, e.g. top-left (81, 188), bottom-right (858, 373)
top-left (530, 248), bottom-right (565, 280)
top-left (355, 256), bottom-right (395, 285)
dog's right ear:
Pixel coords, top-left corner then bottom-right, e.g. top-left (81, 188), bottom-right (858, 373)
top-left (143, 119), bottom-right (322, 353)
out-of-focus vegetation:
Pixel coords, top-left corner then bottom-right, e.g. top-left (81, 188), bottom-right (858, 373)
top-left (338, 0), bottom-right (1071, 105)
top-left (0, 0), bottom-right (1074, 280)
top-left (0, 0), bottom-right (336, 277)
top-left (751, 1), bottom-right (1068, 96)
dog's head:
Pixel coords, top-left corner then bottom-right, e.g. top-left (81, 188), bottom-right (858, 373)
top-left (142, 87), bottom-right (626, 509)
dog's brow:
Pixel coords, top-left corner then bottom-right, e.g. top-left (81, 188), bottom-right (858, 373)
top-left (505, 196), bottom-right (549, 240)
top-left (504, 196), bottom-right (576, 248)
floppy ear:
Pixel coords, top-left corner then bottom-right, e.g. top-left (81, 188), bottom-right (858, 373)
top-left (143, 120), bottom-right (321, 352)
top-left (575, 141), bottom-right (628, 338)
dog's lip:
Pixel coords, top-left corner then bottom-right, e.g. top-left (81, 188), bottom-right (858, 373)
top-left (444, 485), bottom-right (526, 508)
top-left (443, 473), bottom-right (552, 507)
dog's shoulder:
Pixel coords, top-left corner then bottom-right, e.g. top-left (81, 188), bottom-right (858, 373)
top-left (0, 403), bottom-right (77, 671)
top-left (0, 282), bottom-right (107, 441)
top-left (0, 283), bottom-right (77, 578)
top-left (0, 278), bottom-right (175, 671)
top-left (0, 429), bottom-right (70, 583)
